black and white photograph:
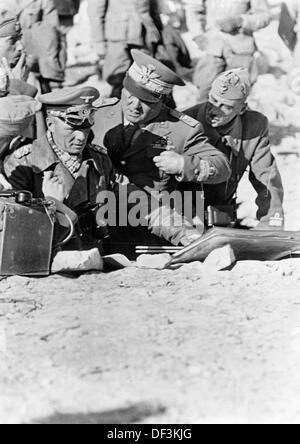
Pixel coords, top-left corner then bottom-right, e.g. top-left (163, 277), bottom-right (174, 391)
top-left (0, 0), bottom-right (299, 426)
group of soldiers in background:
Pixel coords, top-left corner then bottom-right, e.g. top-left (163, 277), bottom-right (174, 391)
top-left (0, 0), bottom-right (295, 256)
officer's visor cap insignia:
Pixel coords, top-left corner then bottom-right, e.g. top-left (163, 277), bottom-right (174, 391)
top-left (129, 62), bottom-right (173, 95)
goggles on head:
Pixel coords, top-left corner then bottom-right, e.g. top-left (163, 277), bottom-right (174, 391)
top-left (48, 107), bottom-right (96, 128)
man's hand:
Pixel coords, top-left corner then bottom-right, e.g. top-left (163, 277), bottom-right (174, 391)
top-left (42, 171), bottom-right (66, 202)
top-left (216, 16), bottom-right (243, 33)
top-left (2, 53), bottom-right (29, 82)
top-left (153, 151), bottom-right (185, 175)
top-left (194, 35), bottom-right (207, 51)
top-left (0, 174), bottom-right (12, 191)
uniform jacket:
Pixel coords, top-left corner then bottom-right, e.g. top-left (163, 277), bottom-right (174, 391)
top-left (185, 103), bottom-right (285, 229)
top-left (93, 100), bottom-right (231, 193)
top-left (184, 0), bottom-right (271, 57)
top-left (1, 0), bottom-right (59, 29)
top-left (87, 0), bottom-right (159, 46)
top-left (3, 134), bottom-right (114, 216)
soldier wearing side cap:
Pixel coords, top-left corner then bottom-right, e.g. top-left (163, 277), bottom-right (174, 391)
top-left (185, 68), bottom-right (285, 231)
top-left (3, 86), bottom-right (116, 250)
top-left (0, 11), bottom-right (37, 98)
top-left (0, 94), bottom-right (40, 190)
top-left (184, 0), bottom-right (271, 102)
top-left (93, 50), bottom-right (231, 246)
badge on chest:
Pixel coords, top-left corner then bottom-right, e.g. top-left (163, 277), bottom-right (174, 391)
top-left (147, 136), bottom-right (174, 158)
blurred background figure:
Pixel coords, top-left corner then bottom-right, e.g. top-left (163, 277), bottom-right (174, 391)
top-left (54, 0), bottom-right (80, 71)
top-left (157, 0), bottom-right (187, 31)
top-left (87, 0), bottom-right (162, 98)
top-left (0, 0), bottom-right (65, 92)
top-left (184, 0), bottom-right (271, 102)
top-left (281, 0), bottom-right (300, 93)
top-left (0, 10), bottom-right (38, 97)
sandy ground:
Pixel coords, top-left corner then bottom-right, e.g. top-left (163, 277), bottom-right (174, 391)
top-left (1, 1), bottom-right (300, 425)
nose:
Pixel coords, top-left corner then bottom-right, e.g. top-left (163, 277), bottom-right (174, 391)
top-left (130, 96), bottom-right (142, 110)
top-left (73, 130), bottom-right (87, 142)
top-left (15, 40), bottom-right (24, 52)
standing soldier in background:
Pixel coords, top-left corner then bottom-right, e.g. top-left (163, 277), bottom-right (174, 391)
top-left (87, 0), bottom-right (161, 98)
top-left (184, 0), bottom-right (271, 102)
top-left (284, 0), bottom-right (300, 93)
top-left (0, 0), bottom-right (65, 91)
top-left (54, 0), bottom-right (80, 70)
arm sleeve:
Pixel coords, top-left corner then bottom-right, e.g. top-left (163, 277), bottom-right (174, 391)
top-left (87, 0), bottom-right (108, 45)
top-left (9, 79), bottom-right (37, 98)
top-left (42, 0), bottom-right (60, 27)
top-left (248, 121), bottom-right (284, 227)
top-left (180, 125), bottom-right (232, 184)
top-left (242, 0), bottom-right (271, 33)
top-left (4, 158), bottom-right (34, 193)
top-left (135, 0), bottom-right (159, 28)
top-left (183, 0), bottom-right (206, 38)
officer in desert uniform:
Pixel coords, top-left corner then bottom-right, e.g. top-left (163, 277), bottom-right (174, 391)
top-left (93, 50), bottom-right (232, 246)
top-left (185, 68), bottom-right (285, 231)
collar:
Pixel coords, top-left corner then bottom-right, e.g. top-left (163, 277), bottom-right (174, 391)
top-left (205, 109), bottom-right (243, 157)
top-left (31, 134), bottom-right (100, 174)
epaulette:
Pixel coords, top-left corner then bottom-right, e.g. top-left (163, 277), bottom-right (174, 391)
top-left (169, 109), bottom-right (200, 128)
top-left (14, 142), bottom-right (32, 159)
top-left (93, 97), bottom-right (120, 109)
top-left (90, 144), bottom-right (108, 155)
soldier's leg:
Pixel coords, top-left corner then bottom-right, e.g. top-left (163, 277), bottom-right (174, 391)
top-left (193, 54), bottom-right (226, 102)
top-left (103, 42), bottom-right (133, 99)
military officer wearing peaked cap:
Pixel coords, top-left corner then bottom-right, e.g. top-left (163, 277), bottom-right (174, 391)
top-left (4, 86), bottom-right (116, 250)
top-left (185, 68), bottom-right (285, 231)
top-left (93, 50), bottom-right (232, 246)
top-left (93, 49), bottom-right (231, 190)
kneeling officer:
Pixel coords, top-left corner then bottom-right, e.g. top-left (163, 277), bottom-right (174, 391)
top-left (4, 86), bottom-right (115, 249)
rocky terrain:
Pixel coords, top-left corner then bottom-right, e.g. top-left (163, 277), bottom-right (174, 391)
top-left (1, 0), bottom-right (300, 425)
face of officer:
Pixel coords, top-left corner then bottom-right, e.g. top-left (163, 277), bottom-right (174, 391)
top-left (46, 116), bottom-right (91, 156)
top-left (0, 35), bottom-right (23, 68)
top-left (121, 88), bottom-right (164, 125)
top-left (207, 94), bottom-right (245, 128)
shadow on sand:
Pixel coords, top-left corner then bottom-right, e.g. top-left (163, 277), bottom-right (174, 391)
top-left (32, 402), bottom-right (166, 425)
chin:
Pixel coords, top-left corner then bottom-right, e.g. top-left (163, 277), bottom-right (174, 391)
top-left (68, 146), bottom-right (85, 155)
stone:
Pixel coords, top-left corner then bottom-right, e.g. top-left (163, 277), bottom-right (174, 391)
top-left (103, 254), bottom-right (133, 270)
top-left (137, 254), bottom-right (172, 270)
top-left (204, 245), bottom-right (236, 272)
top-left (51, 249), bottom-right (104, 274)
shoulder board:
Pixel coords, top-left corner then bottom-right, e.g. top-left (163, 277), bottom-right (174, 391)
top-left (90, 144), bottom-right (108, 155)
top-left (93, 97), bottom-right (120, 109)
top-left (14, 143), bottom-right (32, 159)
top-left (169, 109), bottom-right (200, 128)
